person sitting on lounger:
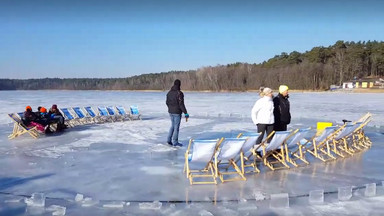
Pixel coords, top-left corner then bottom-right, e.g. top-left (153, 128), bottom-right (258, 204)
top-left (34, 106), bottom-right (44, 120)
top-left (38, 107), bottom-right (53, 133)
top-left (49, 104), bottom-right (66, 131)
top-left (22, 106), bottom-right (38, 125)
top-left (22, 106), bottom-right (45, 132)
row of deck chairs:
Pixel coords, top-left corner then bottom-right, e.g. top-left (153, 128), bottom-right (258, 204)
top-left (184, 113), bottom-right (372, 185)
top-left (59, 105), bottom-right (141, 127)
top-left (8, 105), bottom-right (141, 139)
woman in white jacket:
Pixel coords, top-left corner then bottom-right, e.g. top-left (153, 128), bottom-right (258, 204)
top-left (251, 87), bottom-right (274, 144)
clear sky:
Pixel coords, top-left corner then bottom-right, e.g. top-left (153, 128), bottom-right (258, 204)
top-left (1, 0), bottom-right (383, 79)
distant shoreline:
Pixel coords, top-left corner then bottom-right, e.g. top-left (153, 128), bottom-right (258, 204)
top-left (1, 89), bottom-right (384, 93)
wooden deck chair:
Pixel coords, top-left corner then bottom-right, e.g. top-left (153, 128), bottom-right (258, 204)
top-left (254, 131), bottom-right (293, 171)
top-left (8, 113), bottom-right (39, 139)
top-left (355, 112), bottom-right (372, 124)
top-left (84, 106), bottom-right (102, 123)
top-left (183, 138), bottom-right (222, 185)
top-left (284, 127), bottom-right (312, 167)
top-left (351, 117), bottom-right (372, 149)
top-left (59, 108), bottom-right (78, 127)
top-left (106, 106), bottom-right (120, 121)
top-left (115, 106), bottom-right (131, 121)
top-left (97, 106), bottom-right (114, 122)
top-left (216, 138), bottom-right (247, 183)
top-left (72, 107), bottom-right (94, 124)
top-left (236, 132), bottom-right (262, 174)
top-left (305, 126), bottom-right (339, 162)
top-left (330, 123), bottom-right (362, 157)
top-left (130, 105), bottom-right (142, 120)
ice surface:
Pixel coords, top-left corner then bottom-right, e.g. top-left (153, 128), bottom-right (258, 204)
top-left (46, 205), bottom-right (66, 216)
top-left (309, 190), bottom-right (324, 204)
top-left (270, 193), bottom-right (289, 208)
top-left (81, 197), bottom-right (98, 207)
top-left (198, 209), bottom-right (214, 216)
top-left (102, 201), bottom-right (125, 208)
top-left (4, 198), bottom-right (23, 203)
top-left (253, 190), bottom-right (266, 201)
top-left (338, 186), bottom-right (353, 201)
top-left (75, 193), bottom-right (84, 202)
top-left (238, 205), bottom-right (258, 211)
top-left (139, 201), bottom-right (163, 210)
top-left (364, 183), bottom-right (376, 197)
top-left (25, 206), bottom-right (46, 215)
top-left (0, 91), bottom-right (384, 215)
top-left (24, 193), bottom-right (45, 207)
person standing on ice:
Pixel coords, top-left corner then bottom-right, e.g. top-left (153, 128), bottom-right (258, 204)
top-left (166, 79), bottom-right (189, 147)
top-left (251, 87), bottom-right (275, 144)
top-left (273, 85), bottom-right (291, 131)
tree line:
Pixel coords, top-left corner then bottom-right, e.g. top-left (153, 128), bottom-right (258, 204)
top-left (1, 40), bottom-right (383, 91)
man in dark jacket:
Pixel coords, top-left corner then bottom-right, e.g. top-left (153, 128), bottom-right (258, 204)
top-left (273, 85), bottom-right (291, 131)
top-left (166, 79), bottom-right (189, 147)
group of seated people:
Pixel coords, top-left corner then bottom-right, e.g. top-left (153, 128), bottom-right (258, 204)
top-left (22, 104), bottom-right (67, 133)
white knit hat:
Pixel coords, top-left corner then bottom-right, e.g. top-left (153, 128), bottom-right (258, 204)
top-left (263, 87), bottom-right (273, 94)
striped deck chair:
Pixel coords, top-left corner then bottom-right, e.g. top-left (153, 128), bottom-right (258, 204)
top-left (8, 113), bottom-right (39, 139)
top-left (130, 105), bottom-right (142, 120)
top-left (84, 106), bottom-right (102, 123)
top-left (216, 138), bottom-right (247, 183)
top-left (284, 128), bottom-right (312, 167)
top-left (305, 126), bottom-right (339, 162)
top-left (72, 107), bottom-right (93, 124)
top-left (183, 138), bottom-right (222, 185)
top-left (236, 132), bottom-right (262, 174)
top-left (254, 131), bottom-right (294, 171)
top-left (59, 108), bottom-right (77, 127)
top-left (106, 106), bottom-right (120, 121)
top-left (97, 106), bottom-right (113, 122)
top-left (115, 106), bottom-right (131, 121)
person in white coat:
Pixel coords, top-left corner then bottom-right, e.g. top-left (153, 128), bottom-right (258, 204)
top-left (251, 87), bottom-right (274, 144)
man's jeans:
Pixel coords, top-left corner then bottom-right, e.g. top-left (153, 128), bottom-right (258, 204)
top-left (167, 113), bottom-right (181, 145)
top-left (52, 115), bottom-right (64, 125)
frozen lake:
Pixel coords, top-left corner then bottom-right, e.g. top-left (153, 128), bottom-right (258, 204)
top-left (0, 90), bottom-right (383, 215)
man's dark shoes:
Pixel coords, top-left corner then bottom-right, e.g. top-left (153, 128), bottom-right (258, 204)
top-left (167, 142), bottom-right (173, 146)
top-left (174, 143), bottom-right (183, 147)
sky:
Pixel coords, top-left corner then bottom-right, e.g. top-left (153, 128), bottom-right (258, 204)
top-left (0, 0), bottom-right (384, 79)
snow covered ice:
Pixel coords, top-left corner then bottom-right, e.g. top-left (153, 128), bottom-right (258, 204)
top-left (0, 90), bottom-right (384, 215)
